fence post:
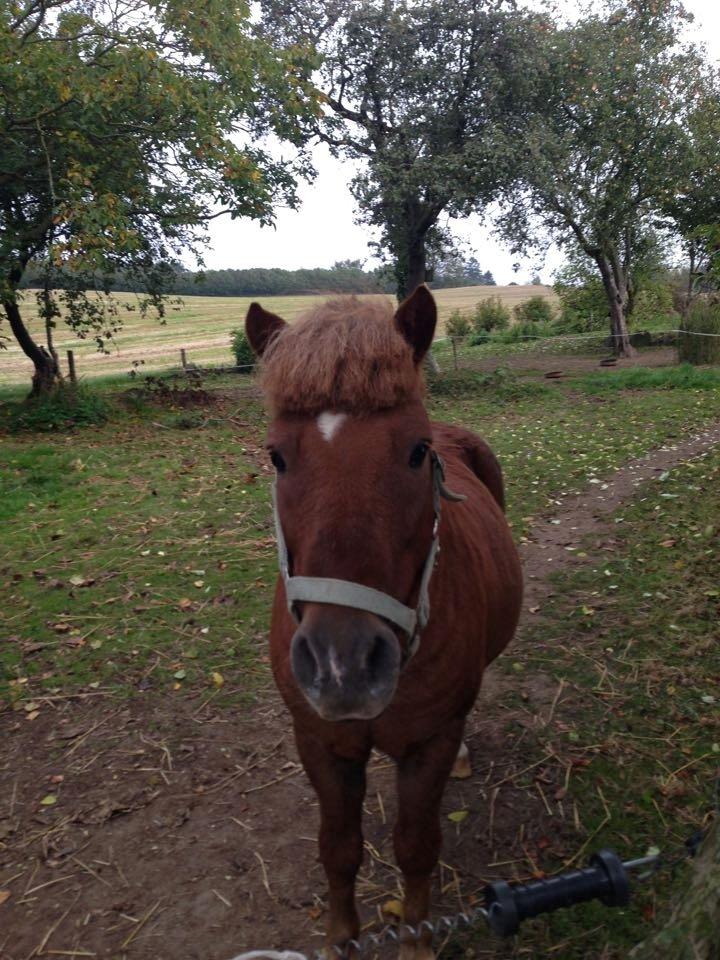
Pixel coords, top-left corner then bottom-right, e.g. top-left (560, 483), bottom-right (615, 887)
top-left (451, 338), bottom-right (458, 371)
top-left (66, 350), bottom-right (77, 384)
top-left (180, 348), bottom-right (188, 369)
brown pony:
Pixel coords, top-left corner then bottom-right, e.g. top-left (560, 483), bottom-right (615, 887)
top-left (245, 287), bottom-right (522, 959)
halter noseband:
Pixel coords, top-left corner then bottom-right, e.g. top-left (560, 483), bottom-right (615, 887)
top-left (271, 449), bottom-right (466, 663)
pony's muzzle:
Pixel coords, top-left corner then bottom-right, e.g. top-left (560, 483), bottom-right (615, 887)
top-left (290, 606), bottom-right (402, 721)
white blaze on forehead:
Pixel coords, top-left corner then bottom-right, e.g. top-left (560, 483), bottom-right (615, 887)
top-left (317, 411), bottom-right (347, 442)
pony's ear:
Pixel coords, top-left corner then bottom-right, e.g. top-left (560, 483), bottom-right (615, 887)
top-left (394, 285), bottom-right (437, 363)
top-left (245, 302), bottom-right (287, 357)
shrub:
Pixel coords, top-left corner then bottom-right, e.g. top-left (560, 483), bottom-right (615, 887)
top-left (513, 295), bottom-right (556, 325)
top-left (472, 297), bottom-right (510, 334)
top-left (494, 320), bottom-right (556, 343)
top-left (678, 300), bottom-right (720, 365)
top-left (631, 282), bottom-right (679, 330)
top-left (554, 279), bottom-right (608, 333)
top-left (230, 328), bottom-right (257, 370)
top-left (445, 309), bottom-right (472, 340)
top-left (7, 384), bottom-right (110, 432)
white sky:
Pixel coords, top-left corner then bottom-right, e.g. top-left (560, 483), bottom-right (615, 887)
top-left (204, 0), bottom-right (720, 285)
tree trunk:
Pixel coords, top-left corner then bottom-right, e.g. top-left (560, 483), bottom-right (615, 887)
top-left (595, 254), bottom-right (635, 357)
top-left (629, 818), bottom-right (720, 959)
top-left (41, 283), bottom-right (61, 371)
top-left (405, 239), bottom-right (427, 300)
top-left (3, 297), bottom-right (63, 396)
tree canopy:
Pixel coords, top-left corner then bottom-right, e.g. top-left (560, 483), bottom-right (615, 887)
top-left (498, 0), bottom-right (708, 355)
top-left (662, 77), bottom-right (720, 311)
top-left (0, 0), bottom-right (317, 392)
top-left (260, 0), bottom-right (544, 298)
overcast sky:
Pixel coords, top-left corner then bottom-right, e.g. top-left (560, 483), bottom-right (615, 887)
top-left (204, 0), bottom-right (720, 285)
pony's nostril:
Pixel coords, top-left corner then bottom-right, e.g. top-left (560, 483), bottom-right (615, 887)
top-left (291, 633), bottom-right (321, 690)
top-left (367, 635), bottom-right (392, 684)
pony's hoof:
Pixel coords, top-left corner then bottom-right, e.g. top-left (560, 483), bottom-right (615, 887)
top-left (450, 741), bottom-right (471, 779)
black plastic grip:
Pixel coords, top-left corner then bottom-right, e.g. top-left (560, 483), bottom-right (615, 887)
top-left (484, 849), bottom-right (630, 936)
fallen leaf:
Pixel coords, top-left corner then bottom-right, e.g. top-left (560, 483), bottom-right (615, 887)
top-left (40, 794), bottom-right (57, 806)
top-left (659, 539), bottom-right (676, 548)
top-left (381, 899), bottom-right (404, 920)
top-left (173, 669), bottom-right (186, 680)
top-left (447, 810), bottom-right (469, 823)
top-left (69, 574), bottom-right (95, 588)
top-left (178, 598), bottom-right (193, 611)
top-left (0, 890), bottom-right (10, 906)
top-left (211, 672), bottom-right (224, 687)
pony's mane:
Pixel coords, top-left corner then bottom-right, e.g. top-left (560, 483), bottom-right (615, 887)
top-left (260, 297), bottom-right (423, 416)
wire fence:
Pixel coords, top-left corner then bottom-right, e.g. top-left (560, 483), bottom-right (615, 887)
top-left (2, 327), bottom-right (717, 390)
top-left (224, 786), bottom-right (718, 960)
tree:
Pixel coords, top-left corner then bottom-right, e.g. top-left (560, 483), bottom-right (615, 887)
top-left (1, 0), bottom-right (317, 394)
top-left (260, 0), bottom-right (545, 298)
top-left (663, 78), bottom-right (720, 315)
top-left (500, 0), bottom-right (706, 356)
top-left (430, 251), bottom-right (495, 288)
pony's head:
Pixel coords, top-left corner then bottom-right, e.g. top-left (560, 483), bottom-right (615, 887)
top-left (246, 288), bottom-right (438, 721)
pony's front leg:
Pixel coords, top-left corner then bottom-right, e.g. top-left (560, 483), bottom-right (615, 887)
top-left (294, 726), bottom-right (370, 956)
top-left (394, 724), bottom-right (464, 960)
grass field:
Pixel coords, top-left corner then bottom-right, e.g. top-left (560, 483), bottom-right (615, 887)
top-left (461, 443), bottom-right (720, 958)
top-left (0, 284), bottom-right (557, 385)
top-left (1, 361), bottom-right (719, 958)
top-left (2, 370), bottom-right (720, 704)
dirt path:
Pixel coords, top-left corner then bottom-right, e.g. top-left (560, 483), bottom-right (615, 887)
top-left (2, 423), bottom-right (720, 960)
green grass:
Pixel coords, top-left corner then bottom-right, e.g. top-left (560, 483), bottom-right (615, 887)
top-left (430, 378), bottom-right (720, 536)
top-left (579, 363), bottom-right (720, 393)
top-left (453, 446), bottom-right (720, 959)
top-left (1, 395), bottom-right (273, 706)
top-left (2, 383), bottom-right (111, 432)
top-left (3, 376), bottom-right (720, 709)
top-left (2, 360), bottom-right (720, 957)
top-left (426, 366), bottom-right (552, 401)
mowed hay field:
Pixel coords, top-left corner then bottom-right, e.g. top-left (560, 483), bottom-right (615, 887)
top-left (0, 284), bottom-right (557, 385)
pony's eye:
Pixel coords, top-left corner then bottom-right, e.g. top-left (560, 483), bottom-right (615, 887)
top-left (409, 441), bottom-right (429, 469)
top-left (270, 450), bottom-right (286, 473)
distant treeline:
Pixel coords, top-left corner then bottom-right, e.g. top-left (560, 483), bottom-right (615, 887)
top-left (19, 257), bottom-right (496, 297)
top-left (172, 262), bottom-right (394, 296)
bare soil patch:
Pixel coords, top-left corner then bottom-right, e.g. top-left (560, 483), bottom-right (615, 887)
top-left (2, 424), bottom-right (720, 960)
top-left (462, 346), bottom-right (677, 377)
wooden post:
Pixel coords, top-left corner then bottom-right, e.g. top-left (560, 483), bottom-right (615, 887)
top-left (451, 338), bottom-right (458, 371)
top-left (180, 348), bottom-right (187, 369)
top-left (66, 350), bottom-right (77, 384)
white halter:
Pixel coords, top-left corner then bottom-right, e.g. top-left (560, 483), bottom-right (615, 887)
top-left (271, 450), bottom-right (465, 662)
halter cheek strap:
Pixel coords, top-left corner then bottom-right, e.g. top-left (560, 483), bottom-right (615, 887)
top-left (271, 450), bottom-right (465, 662)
